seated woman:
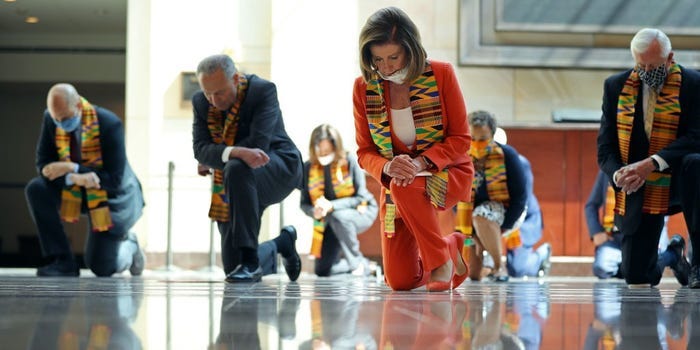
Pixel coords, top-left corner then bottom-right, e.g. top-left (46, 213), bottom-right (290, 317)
top-left (300, 124), bottom-right (379, 276)
top-left (456, 111), bottom-right (528, 282)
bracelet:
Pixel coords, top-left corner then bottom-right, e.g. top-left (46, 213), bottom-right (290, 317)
top-left (422, 156), bottom-right (434, 169)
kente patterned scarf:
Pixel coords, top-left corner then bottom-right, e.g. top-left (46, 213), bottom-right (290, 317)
top-left (56, 98), bottom-right (112, 232)
top-left (454, 141), bottom-right (510, 235)
top-left (207, 75), bottom-right (249, 222)
top-left (366, 63), bottom-right (449, 238)
top-left (603, 184), bottom-right (616, 233)
top-left (615, 64), bottom-right (681, 215)
top-left (307, 159), bottom-right (355, 258)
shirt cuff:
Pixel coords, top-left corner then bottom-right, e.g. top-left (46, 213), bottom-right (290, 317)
top-left (221, 146), bottom-right (235, 163)
top-left (651, 154), bottom-right (669, 171)
top-left (65, 173), bottom-right (75, 186)
top-left (64, 163), bottom-right (80, 186)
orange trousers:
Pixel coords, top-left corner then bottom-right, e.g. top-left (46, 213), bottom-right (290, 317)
top-left (381, 176), bottom-right (466, 290)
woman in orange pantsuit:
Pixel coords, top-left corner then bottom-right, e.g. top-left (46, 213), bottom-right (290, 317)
top-left (353, 7), bottom-right (474, 291)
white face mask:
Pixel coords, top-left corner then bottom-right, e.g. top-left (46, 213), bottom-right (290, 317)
top-left (317, 154), bottom-right (335, 166)
top-left (377, 65), bottom-right (409, 84)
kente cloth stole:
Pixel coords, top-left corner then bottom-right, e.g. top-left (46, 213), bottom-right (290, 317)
top-left (308, 161), bottom-right (355, 258)
top-left (366, 64), bottom-right (448, 238)
top-left (603, 184), bottom-right (616, 233)
top-left (56, 98), bottom-right (113, 232)
top-left (454, 142), bottom-right (510, 235)
top-left (615, 64), bottom-right (681, 215)
top-left (207, 75), bottom-right (249, 222)
top-left (503, 228), bottom-right (522, 250)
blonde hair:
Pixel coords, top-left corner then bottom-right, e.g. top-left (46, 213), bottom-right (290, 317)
top-left (358, 7), bottom-right (427, 83)
top-left (308, 124), bottom-right (346, 166)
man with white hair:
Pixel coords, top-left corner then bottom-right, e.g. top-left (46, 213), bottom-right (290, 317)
top-left (597, 28), bottom-right (700, 288)
top-left (25, 83), bottom-right (145, 277)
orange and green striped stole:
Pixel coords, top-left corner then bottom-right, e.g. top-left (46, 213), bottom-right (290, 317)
top-left (366, 63), bottom-right (449, 238)
top-left (56, 98), bottom-right (113, 232)
top-left (603, 184), bottom-right (616, 233)
top-left (615, 64), bottom-right (681, 215)
top-left (307, 160), bottom-right (355, 257)
top-left (455, 141), bottom-right (510, 235)
top-left (207, 75), bottom-right (248, 222)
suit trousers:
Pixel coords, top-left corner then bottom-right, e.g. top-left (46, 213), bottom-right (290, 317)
top-left (215, 223), bottom-right (279, 276)
top-left (314, 207), bottom-right (376, 276)
top-left (620, 154), bottom-right (700, 284)
top-left (680, 154), bottom-right (700, 266)
top-left (218, 151), bottom-right (301, 274)
top-left (24, 176), bottom-right (138, 276)
top-left (380, 177), bottom-right (463, 291)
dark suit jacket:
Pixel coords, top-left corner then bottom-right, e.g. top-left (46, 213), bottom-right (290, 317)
top-left (35, 105), bottom-right (144, 230)
top-left (473, 143), bottom-right (528, 231)
top-left (192, 74), bottom-right (301, 173)
top-left (597, 65), bottom-right (700, 230)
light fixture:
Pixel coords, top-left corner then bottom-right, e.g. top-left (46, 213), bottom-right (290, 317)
top-left (25, 16), bottom-right (39, 24)
top-left (4, 0), bottom-right (18, 3)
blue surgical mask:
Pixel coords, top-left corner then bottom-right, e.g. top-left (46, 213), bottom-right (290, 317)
top-left (53, 114), bottom-right (81, 132)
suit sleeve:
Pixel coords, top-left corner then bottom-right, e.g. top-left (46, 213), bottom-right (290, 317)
top-left (36, 112), bottom-right (61, 181)
top-left (656, 68), bottom-right (700, 169)
top-left (420, 62), bottom-right (471, 170)
top-left (81, 111), bottom-right (126, 192)
top-left (231, 80), bottom-right (282, 152)
top-left (502, 145), bottom-right (527, 230)
top-left (597, 76), bottom-right (624, 186)
top-left (192, 93), bottom-right (228, 170)
top-left (584, 171), bottom-right (607, 237)
top-left (353, 78), bottom-right (391, 188)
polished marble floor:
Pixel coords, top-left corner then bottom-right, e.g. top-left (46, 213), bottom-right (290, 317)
top-left (1, 269), bottom-right (699, 350)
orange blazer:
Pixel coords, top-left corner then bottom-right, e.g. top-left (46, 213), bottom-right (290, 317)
top-left (353, 60), bottom-right (473, 204)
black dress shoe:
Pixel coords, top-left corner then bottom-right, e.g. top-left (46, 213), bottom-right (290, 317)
top-left (690, 265), bottom-right (700, 289)
top-left (668, 234), bottom-right (690, 286)
top-left (37, 259), bottom-right (79, 277)
top-left (281, 226), bottom-right (301, 282)
top-left (225, 264), bottom-right (263, 283)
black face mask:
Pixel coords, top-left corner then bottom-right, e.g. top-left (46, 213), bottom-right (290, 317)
top-left (636, 64), bottom-right (667, 89)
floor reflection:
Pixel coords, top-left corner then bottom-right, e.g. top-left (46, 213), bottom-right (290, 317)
top-left (1, 271), bottom-right (700, 349)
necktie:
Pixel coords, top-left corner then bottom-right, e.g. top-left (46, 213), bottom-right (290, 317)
top-left (644, 89), bottom-right (658, 140)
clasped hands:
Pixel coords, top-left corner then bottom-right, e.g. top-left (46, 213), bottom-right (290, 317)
top-left (197, 146), bottom-right (270, 176)
top-left (313, 196), bottom-right (333, 220)
top-left (383, 154), bottom-right (427, 187)
top-left (614, 157), bottom-right (655, 194)
top-left (230, 146), bottom-right (269, 169)
top-left (42, 161), bottom-right (100, 189)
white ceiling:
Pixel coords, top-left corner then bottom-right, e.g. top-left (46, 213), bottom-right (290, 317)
top-left (0, 0), bottom-right (126, 36)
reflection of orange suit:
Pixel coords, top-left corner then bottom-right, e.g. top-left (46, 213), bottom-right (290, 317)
top-left (353, 60), bottom-right (473, 290)
top-left (379, 298), bottom-right (468, 349)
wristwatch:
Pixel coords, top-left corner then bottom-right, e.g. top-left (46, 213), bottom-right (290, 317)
top-left (651, 157), bottom-right (660, 171)
top-left (422, 156), bottom-right (435, 170)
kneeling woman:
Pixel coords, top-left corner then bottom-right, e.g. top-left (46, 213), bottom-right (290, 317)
top-left (300, 124), bottom-right (379, 276)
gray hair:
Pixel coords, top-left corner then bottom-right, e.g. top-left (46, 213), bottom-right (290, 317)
top-left (630, 28), bottom-right (672, 58)
top-left (468, 110), bottom-right (497, 136)
top-left (196, 54), bottom-right (237, 78)
top-left (47, 83), bottom-right (80, 106)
